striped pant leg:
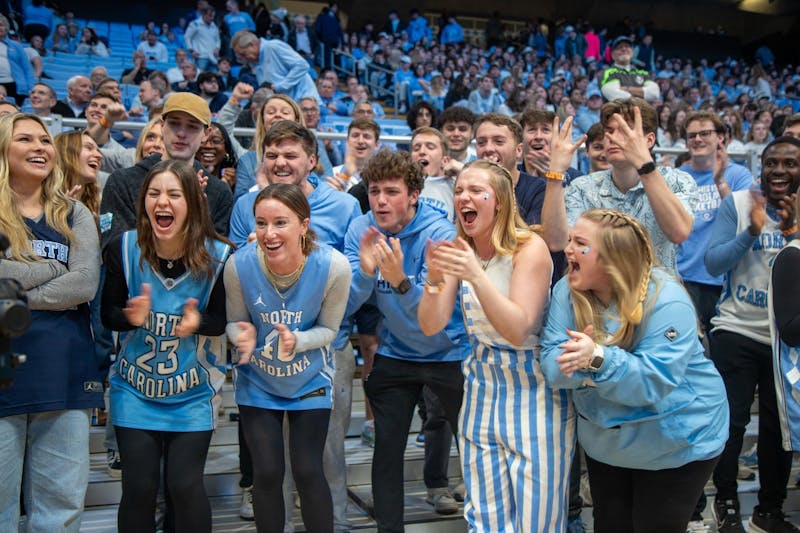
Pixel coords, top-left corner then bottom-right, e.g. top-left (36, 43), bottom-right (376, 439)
top-left (498, 356), bottom-right (575, 532)
top-left (458, 353), bottom-right (515, 532)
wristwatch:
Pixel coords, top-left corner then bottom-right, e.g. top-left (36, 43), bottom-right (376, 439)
top-left (393, 278), bottom-right (412, 295)
top-left (636, 161), bottom-right (657, 176)
top-left (586, 344), bottom-right (604, 372)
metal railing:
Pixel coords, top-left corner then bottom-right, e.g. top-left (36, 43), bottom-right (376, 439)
top-left (43, 116), bottom-right (764, 176)
top-left (327, 46), bottom-right (400, 117)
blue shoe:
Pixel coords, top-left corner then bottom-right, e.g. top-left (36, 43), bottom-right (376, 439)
top-left (739, 443), bottom-right (758, 469)
top-left (566, 516), bottom-right (586, 533)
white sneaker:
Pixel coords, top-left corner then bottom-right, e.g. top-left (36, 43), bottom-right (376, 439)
top-left (686, 519), bottom-right (710, 532)
top-left (240, 486), bottom-right (254, 521)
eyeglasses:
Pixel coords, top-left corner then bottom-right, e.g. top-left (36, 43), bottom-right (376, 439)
top-left (686, 129), bottom-right (718, 140)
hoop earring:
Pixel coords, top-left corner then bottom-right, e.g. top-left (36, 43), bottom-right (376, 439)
top-left (301, 233), bottom-right (307, 250)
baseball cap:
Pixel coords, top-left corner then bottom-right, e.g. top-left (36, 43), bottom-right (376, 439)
top-left (586, 87), bottom-right (602, 99)
top-left (162, 92), bottom-right (211, 126)
top-left (612, 35), bottom-right (633, 49)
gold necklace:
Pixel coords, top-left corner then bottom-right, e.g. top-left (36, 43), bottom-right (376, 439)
top-left (478, 253), bottom-right (494, 271)
top-left (261, 252), bottom-right (307, 309)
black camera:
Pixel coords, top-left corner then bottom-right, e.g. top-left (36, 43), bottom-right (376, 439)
top-left (0, 232), bottom-right (31, 389)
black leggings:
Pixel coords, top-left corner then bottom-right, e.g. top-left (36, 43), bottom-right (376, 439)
top-left (586, 454), bottom-right (718, 533)
top-left (115, 426), bottom-right (213, 533)
top-left (239, 406), bottom-right (332, 533)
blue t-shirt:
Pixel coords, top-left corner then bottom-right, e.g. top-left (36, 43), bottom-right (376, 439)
top-left (677, 162), bottom-right (753, 285)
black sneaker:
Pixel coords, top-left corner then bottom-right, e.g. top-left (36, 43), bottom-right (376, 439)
top-left (713, 498), bottom-right (745, 533)
top-left (749, 507), bottom-right (800, 533)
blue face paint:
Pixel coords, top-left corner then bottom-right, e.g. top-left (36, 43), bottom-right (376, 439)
top-left (582, 246), bottom-right (591, 255)
top-left (483, 192), bottom-right (490, 200)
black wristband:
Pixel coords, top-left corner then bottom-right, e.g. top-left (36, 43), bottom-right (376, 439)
top-left (637, 161), bottom-right (656, 176)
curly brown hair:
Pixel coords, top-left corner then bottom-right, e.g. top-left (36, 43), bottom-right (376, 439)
top-left (360, 148), bottom-right (424, 193)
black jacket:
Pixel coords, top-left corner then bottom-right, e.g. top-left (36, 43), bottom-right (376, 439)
top-left (287, 27), bottom-right (319, 58)
top-left (51, 99), bottom-right (85, 118)
top-left (99, 154), bottom-right (233, 250)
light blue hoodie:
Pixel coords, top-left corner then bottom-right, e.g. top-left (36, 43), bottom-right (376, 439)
top-left (345, 202), bottom-right (469, 362)
top-left (540, 270), bottom-right (729, 470)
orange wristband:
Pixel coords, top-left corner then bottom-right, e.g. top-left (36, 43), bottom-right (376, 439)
top-left (99, 116), bottom-right (109, 128)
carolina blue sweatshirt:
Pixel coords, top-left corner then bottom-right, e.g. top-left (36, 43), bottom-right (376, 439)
top-left (344, 202), bottom-right (470, 362)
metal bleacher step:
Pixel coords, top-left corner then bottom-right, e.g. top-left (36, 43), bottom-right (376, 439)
top-left (81, 376), bottom-right (800, 532)
top-left (82, 375), bottom-right (462, 532)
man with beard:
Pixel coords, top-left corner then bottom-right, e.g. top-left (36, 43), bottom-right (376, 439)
top-left (705, 137), bottom-right (800, 533)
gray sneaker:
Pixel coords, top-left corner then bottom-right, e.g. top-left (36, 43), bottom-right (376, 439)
top-left (425, 487), bottom-right (458, 515)
top-left (240, 486), bottom-right (255, 521)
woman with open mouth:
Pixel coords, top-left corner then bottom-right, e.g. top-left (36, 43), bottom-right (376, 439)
top-left (0, 113), bottom-right (102, 532)
top-left (223, 182), bottom-right (351, 532)
top-left (418, 159), bottom-right (573, 531)
top-left (540, 208), bottom-right (729, 533)
top-left (102, 159), bottom-right (233, 533)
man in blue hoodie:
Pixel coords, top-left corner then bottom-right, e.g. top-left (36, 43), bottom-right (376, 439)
top-left (344, 149), bottom-right (470, 532)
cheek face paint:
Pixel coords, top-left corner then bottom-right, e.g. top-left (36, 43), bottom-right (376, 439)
top-left (582, 246), bottom-right (591, 255)
top-left (483, 192), bottom-right (490, 200)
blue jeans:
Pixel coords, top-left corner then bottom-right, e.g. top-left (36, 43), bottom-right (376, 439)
top-left (0, 409), bottom-right (91, 533)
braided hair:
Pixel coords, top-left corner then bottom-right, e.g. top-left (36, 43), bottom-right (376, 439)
top-left (570, 208), bottom-right (657, 350)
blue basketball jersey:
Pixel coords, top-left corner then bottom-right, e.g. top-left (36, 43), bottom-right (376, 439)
top-left (109, 231), bottom-right (230, 432)
top-left (2, 207), bottom-right (103, 417)
top-left (233, 242), bottom-right (335, 410)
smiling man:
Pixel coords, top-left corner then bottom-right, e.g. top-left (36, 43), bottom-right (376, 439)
top-left (344, 148), bottom-right (469, 533)
top-left (99, 92), bottom-right (233, 249)
top-left (227, 121), bottom-right (360, 531)
top-left (28, 82), bottom-right (56, 118)
top-left (52, 75), bottom-right (92, 118)
top-left (437, 105), bottom-right (476, 167)
top-left (704, 136), bottom-right (800, 533)
top-left (678, 111), bottom-right (754, 337)
top-left (600, 35), bottom-right (660, 102)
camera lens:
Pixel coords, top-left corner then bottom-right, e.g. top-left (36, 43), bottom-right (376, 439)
top-left (0, 300), bottom-right (31, 337)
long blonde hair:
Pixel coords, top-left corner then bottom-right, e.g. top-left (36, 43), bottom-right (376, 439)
top-left (0, 113), bottom-right (74, 261)
top-left (571, 209), bottom-right (656, 350)
top-left (455, 160), bottom-right (532, 257)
